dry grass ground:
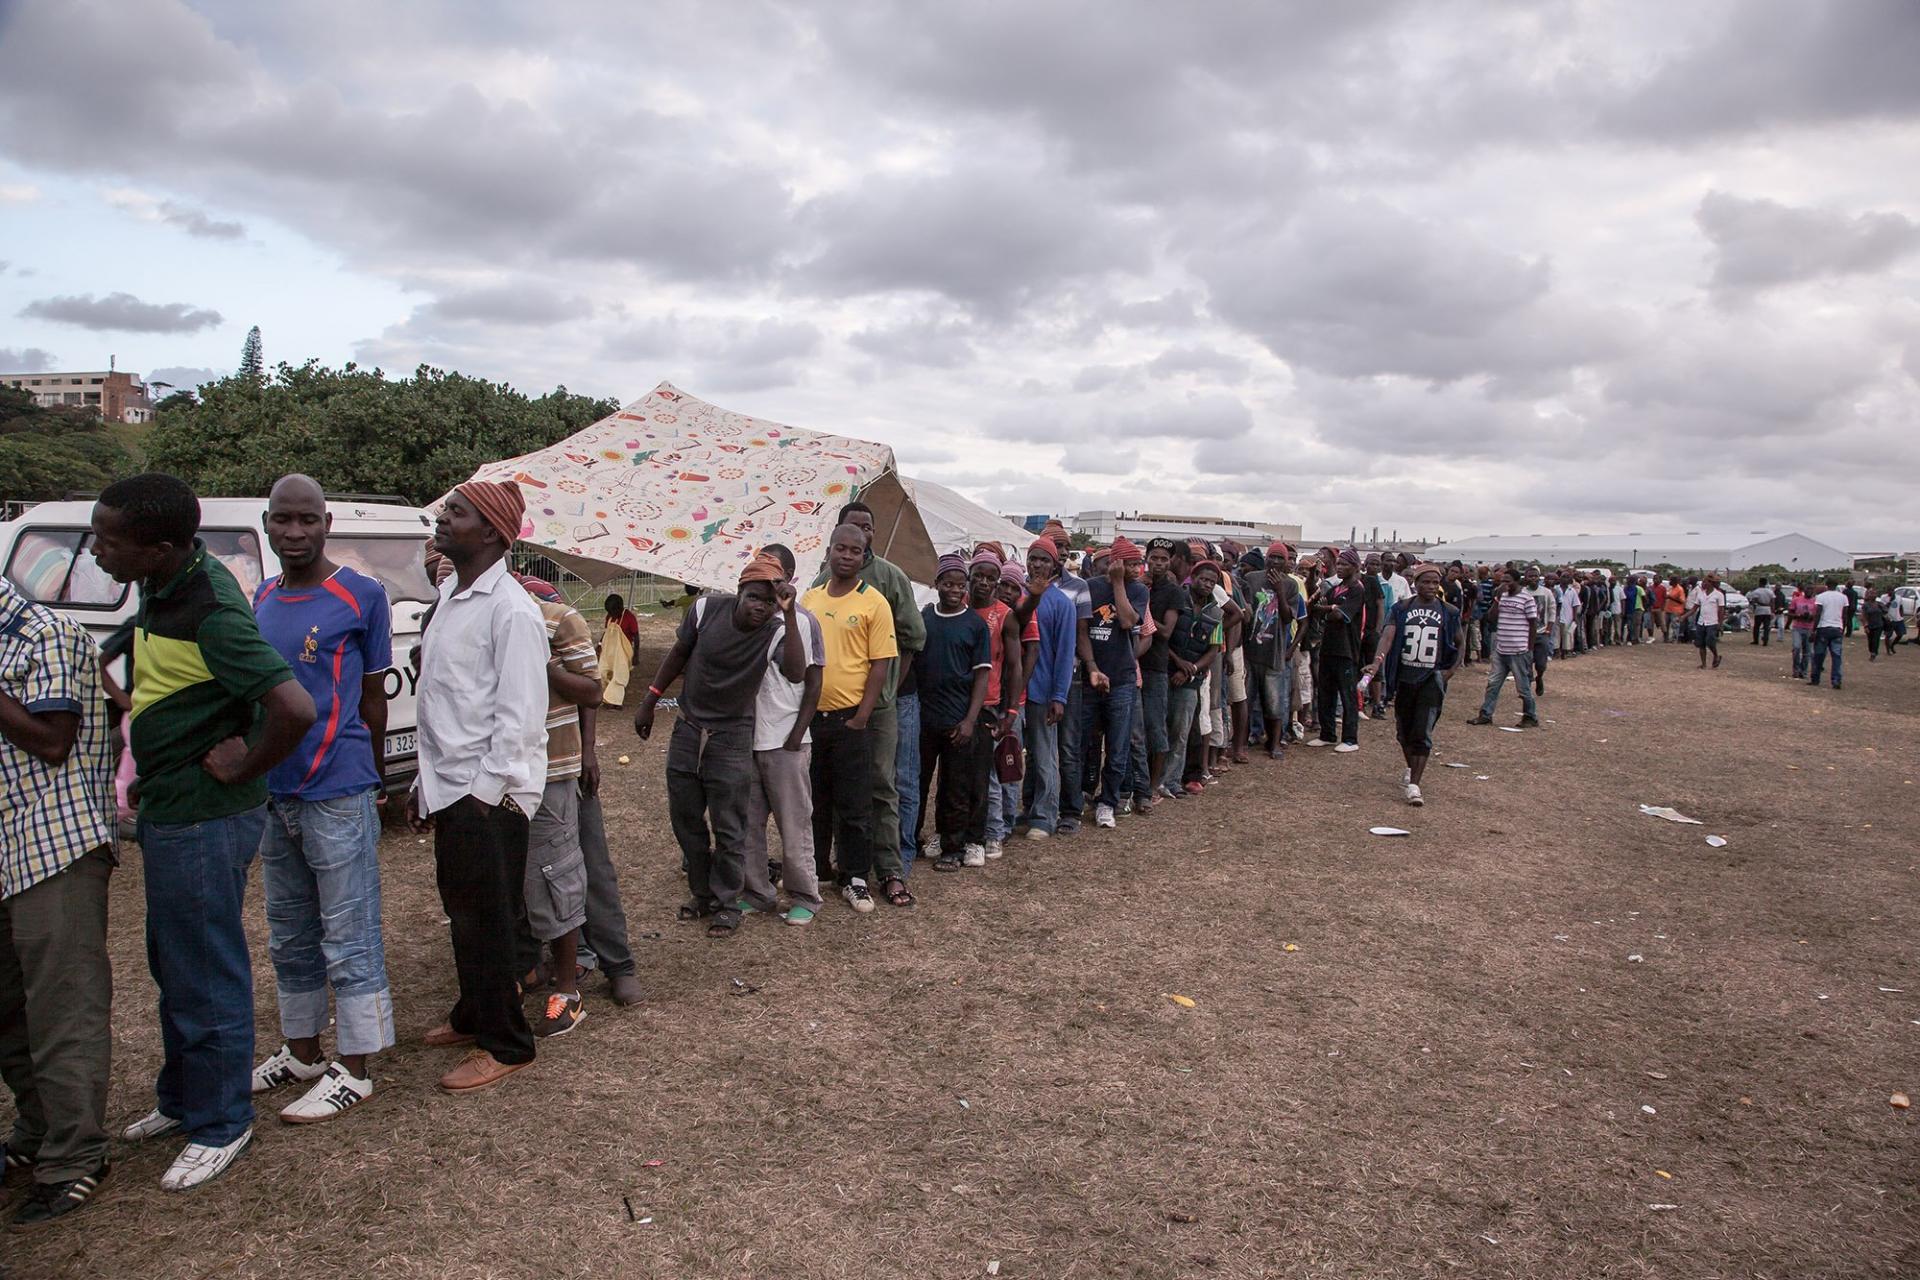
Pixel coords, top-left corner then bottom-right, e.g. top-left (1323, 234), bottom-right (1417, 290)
top-left (6, 627), bottom-right (1917, 1279)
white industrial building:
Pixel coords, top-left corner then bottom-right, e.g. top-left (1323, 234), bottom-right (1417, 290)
top-left (1420, 530), bottom-right (1852, 573)
top-left (1070, 510), bottom-right (1302, 547)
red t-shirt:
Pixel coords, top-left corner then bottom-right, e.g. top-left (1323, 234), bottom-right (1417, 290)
top-left (974, 600), bottom-right (1040, 707)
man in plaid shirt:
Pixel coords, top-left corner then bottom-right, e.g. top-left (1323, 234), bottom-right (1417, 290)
top-left (0, 574), bottom-right (117, 1226)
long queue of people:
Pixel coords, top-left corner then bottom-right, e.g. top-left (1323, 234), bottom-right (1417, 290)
top-left (1, 471), bottom-right (1901, 1227)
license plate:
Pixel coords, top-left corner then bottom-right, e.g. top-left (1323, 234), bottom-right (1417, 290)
top-left (385, 730), bottom-right (417, 758)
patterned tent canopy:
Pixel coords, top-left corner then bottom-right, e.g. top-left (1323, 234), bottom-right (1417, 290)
top-left (461, 382), bottom-right (941, 590)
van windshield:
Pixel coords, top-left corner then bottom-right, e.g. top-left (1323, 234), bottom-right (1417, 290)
top-left (331, 535), bottom-right (436, 606)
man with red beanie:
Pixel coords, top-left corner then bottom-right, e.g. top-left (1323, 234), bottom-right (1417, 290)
top-left (410, 481), bottom-right (550, 1092)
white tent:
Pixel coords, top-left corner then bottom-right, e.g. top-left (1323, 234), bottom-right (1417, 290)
top-left (902, 476), bottom-right (1034, 561)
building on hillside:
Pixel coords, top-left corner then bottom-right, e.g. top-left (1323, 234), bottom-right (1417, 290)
top-left (1, 369), bottom-right (154, 423)
top-left (1420, 530), bottom-right (1852, 573)
top-left (1069, 509), bottom-right (1303, 548)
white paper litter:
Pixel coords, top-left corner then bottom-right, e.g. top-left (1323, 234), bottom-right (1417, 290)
top-left (1640, 1105), bottom-right (1656, 1115)
top-left (1879, 987), bottom-right (1904, 993)
top-left (1639, 804), bottom-right (1704, 825)
top-left (1474, 774), bottom-right (1491, 780)
top-left (1648, 1203), bottom-right (1679, 1211)
top-left (1705, 835), bottom-right (1728, 848)
top-left (1445, 762), bottom-right (1470, 769)
top-left (1627, 953), bottom-right (1644, 963)
top-left (1369, 826), bottom-right (1412, 837)
top-left (1498, 726), bottom-right (1525, 733)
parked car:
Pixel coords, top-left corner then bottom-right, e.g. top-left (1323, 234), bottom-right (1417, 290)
top-left (0, 496), bottom-right (436, 787)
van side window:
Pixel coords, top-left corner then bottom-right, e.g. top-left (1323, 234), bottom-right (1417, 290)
top-left (3, 529), bottom-right (127, 608)
top-left (201, 529), bottom-right (264, 598)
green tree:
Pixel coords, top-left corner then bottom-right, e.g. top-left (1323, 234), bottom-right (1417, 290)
top-left (0, 385), bottom-right (135, 501)
top-left (144, 360), bottom-right (618, 506)
top-left (239, 326), bottom-right (264, 380)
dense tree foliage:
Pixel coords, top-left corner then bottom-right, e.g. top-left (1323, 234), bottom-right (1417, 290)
top-left (0, 384), bottom-right (137, 502)
top-left (239, 325), bottom-right (264, 380)
top-left (144, 361), bottom-right (618, 507)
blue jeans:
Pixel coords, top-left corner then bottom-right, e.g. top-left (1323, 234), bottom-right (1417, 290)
top-left (1791, 627), bottom-right (1813, 676)
top-left (1085, 682), bottom-right (1137, 810)
top-left (1808, 626), bottom-right (1843, 686)
top-left (894, 692), bottom-right (923, 871)
top-left (138, 805), bottom-right (267, 1145)
top-left (1126, 693), bottom-right (1150, 802)
top-left (1158, 682), bottom-right (1201, 794)
top-left (986, 707), bottom-right (1025, 843)
top-left (261, 790), bottom-right (395, 1056)
top-left (1479, 649), bottom-right (1538, 719)
top-left (1020, 707), bottom-right (1060, 834)
top-left (1057, 677), bottom-right (1087, 826)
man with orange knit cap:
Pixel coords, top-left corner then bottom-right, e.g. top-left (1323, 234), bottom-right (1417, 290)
top-left (636, 550), bottom-right (806, 930)
top-left (410, 480), bottom-right (550, 1093)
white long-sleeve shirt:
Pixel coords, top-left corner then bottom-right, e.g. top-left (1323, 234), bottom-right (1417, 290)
top-left (414, 557), bottom-right (549, 817)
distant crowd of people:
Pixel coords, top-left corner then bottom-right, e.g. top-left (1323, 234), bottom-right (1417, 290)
top-left (1, 472), bottom-right (1906, 1226)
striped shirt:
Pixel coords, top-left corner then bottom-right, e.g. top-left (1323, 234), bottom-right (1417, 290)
top-left (535, 599), bottom-right (599, 781)
top-left (0, 577), bottom-right (116, 898)
top-left (1492, 590), bottom-right (1538, 655)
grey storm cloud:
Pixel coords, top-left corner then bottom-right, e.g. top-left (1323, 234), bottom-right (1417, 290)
top-left (3, 0), bottom-right (1918, 546)
top-left (1195, 199), bottom-right (1623, 386)
top-left (1696, 192), bottom-right (1920, 298)
top-left (417, 284), bottom-right (588, 327)
top-left (20, 291), bottom-right (223, 334)
top-left (0, 346), bottom-right (57, 372)
top-left (157, 200), bottom-right (244, 239)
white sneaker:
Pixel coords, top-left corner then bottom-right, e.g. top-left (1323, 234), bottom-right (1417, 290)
top-left (252, 1043), bottom-right (329, 1094)
top-left (962, 844), bottom-right (987, 868)
top-left (124, 1109), bottom-right (184, 1141)
top-left (160, 1128), bottom-right (253, 1192)
top-left (984, 840), bottom-right (1004, 860)
top-left (841, 879), bottom-right (875, 914)
top-left (1402, 767), bottom-right (1412, 785)
top-left (279, 1063), bottom-right (372, 1124)
top-left (1024, 828), bottom-right (1051, 841)
top-left (1290, 719), bottom-right (1307, 740)
top-left (1333, 742), bottom-right (1360, 754)
top-left (1094, 804), bottom-right (1117, 829)
top-left (1405, 783), bottom-right (1424, 807)
top-left (1303, 738), bottom-right (1331, 748)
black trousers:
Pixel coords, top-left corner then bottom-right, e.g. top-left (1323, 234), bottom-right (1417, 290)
top-left (434, 795), bottom-right (535, 1066)
top-left (917, 720), bottom-right (992, 854)
top-left (1751, 615), bottom-right (1772, 645)
top-left (667, 719), bottom-right (752, 913)
top-left (811, 709), bottom-right (874, 884)
top-left (1316, 654), bottom-right (1360, 746)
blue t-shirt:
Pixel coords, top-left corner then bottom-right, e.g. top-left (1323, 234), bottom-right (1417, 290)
top-left (1086, 579), bottom-right (1149, 688)
top-left (915, 604), bottom-right (992, 728)
top-left (254, 565), bottom-right (393, 799)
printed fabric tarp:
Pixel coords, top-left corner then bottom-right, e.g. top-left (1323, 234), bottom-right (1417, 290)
top-left (460, 382), bottom-right (938, 591)
top-left (903, 476), bottom-right (1035, 561)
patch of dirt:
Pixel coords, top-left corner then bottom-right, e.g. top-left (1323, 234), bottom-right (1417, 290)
top-left (7, 633), bottom-right (1918, 1278)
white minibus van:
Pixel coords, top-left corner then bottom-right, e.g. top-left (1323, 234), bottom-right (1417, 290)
top-left (0, 496), bottom-right (435, 787)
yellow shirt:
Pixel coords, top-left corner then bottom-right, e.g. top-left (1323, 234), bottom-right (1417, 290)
top-left (801, 580), bottom-right (899, 712)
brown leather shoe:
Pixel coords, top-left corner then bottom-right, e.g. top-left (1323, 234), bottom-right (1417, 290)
top-left (422, 1022), bottom-right (475, 1049)
top-left (607, 974), bottom-right (644, 1007)
top-left (438, 1050), bottom-right (530, 1093)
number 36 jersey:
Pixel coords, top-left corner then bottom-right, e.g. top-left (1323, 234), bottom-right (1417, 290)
top-left (1387, 599), bottom-right (1458, 688)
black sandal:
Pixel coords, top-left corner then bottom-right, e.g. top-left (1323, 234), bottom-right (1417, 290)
top-left (705, 908), bottom-right (742, 937)
top-left (677, 901), bottom-right (717, 923)
top-left (881, 876), bottom-right (916, 907)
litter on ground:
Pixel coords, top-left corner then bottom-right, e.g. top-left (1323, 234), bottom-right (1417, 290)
top-left (1639, 805), bottom-right (1704, 825)
top-left (1370, 827), bottom-right (1411, 837)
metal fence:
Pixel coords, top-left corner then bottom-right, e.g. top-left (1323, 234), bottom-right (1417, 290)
top-left (508, 546), bottom-right (699, 615)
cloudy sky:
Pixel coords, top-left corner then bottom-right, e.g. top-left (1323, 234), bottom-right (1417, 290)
top-left (3, 0), bottom-right (1917, 547)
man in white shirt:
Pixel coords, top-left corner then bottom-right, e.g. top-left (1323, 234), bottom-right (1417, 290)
top-left (1809, 577), bottom-right (1850, 689)
top-left (1687, 574), bottom-right (1729, 669)
top-left (407, 481), bottom-right (550, 1093)
top-left (738, 544), bottom-right (826, 926)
